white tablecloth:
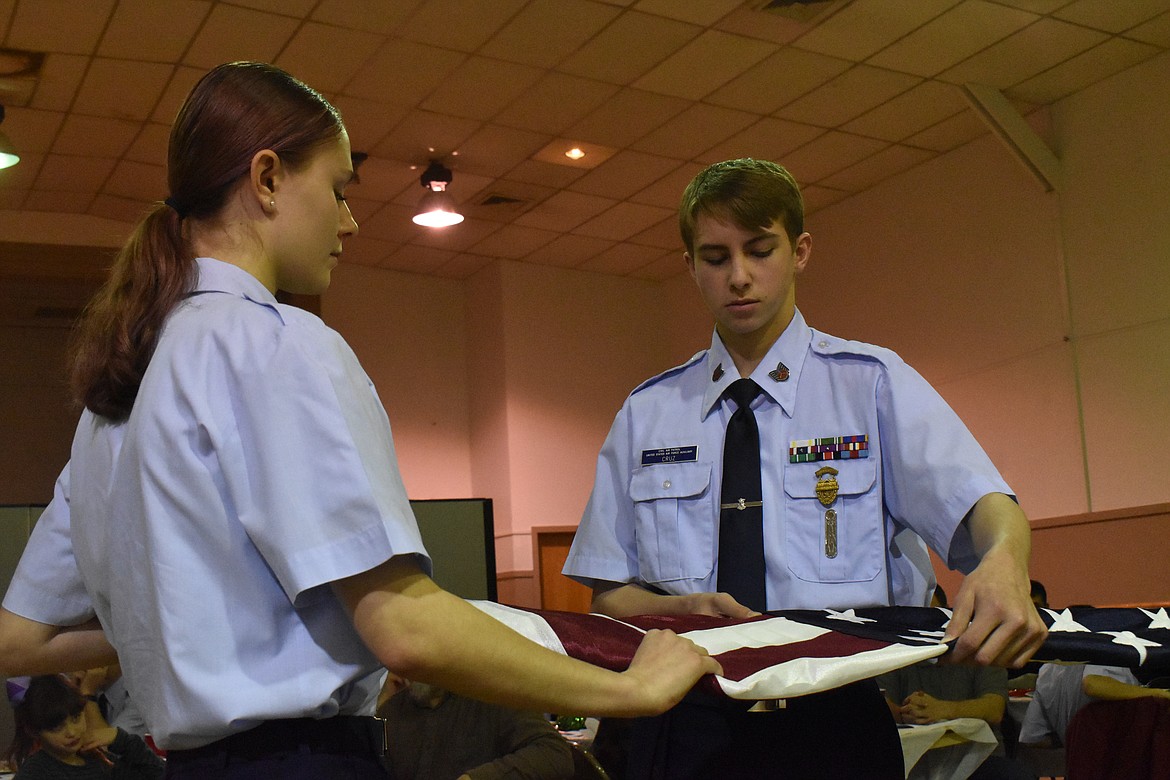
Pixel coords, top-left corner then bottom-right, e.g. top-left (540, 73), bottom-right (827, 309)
top-left (899, 717), bottom-right (998, 780)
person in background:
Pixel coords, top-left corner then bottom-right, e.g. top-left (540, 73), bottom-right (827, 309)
top-left (1030, 581), bottom-right (1048, 610)
top-left (378, 674), bottom-right (574, 780)
top-left (0, 61), bottom-right (718, 780)
top-left (1018, 663), bottom-right (1170, 748)
top-left (564, 157), bottom-right (1046, 778)
top-left (70, 666), bottom-right (148, 740)
top-left (5, 674), bottom-right (163, 780)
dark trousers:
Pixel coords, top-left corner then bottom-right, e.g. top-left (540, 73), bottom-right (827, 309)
top-left (597, 680), bottom-right (904, 779)
top-left (165, 717), bottom-right (388, 780)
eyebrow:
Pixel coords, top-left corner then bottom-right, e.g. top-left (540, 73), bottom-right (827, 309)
top-left (697, 232), bottom-right (779, 252)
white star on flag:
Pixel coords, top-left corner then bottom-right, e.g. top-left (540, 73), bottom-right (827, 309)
top-left (1100, 631), bottom-right (1161, 665)
top-left (1046, 608), bottom-right (1091, 633)
top-left (823, 608), bottom-right (875, 624)
top-left (1140, 607), bottom-right (1170, 630)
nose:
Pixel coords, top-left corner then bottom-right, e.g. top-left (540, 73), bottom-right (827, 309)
top-left (339, 200), bottom-right (359, 238)
top-left (727, 252), bottom-right (751, 291)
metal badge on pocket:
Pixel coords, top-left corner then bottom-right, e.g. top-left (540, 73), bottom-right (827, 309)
top-left (816, 466), bottom-right (839, 558)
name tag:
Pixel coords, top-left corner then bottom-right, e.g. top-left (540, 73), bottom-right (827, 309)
top-left (641, 446), bottom-right (698, 465)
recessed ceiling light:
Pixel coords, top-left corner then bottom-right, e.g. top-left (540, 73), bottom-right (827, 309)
top-left (564, 147), bottom-right (585, 161)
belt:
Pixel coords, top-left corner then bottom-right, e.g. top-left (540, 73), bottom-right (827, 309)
top-left (168, 716), bottom-right (387, 765)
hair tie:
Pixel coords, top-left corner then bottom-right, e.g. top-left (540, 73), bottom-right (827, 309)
top-left (164, 196), bottom-right (187, 219)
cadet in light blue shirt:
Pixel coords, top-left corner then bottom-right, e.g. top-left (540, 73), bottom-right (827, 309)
top-left (563, 158), bottom-right (1047, 780)
top-left (0, 62), bottom-right (717, 776)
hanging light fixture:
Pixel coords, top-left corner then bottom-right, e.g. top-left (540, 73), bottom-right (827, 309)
top-left (0, 105), bottom-right (19, 170)
top-left (412, 159), bottom-right (464, 228)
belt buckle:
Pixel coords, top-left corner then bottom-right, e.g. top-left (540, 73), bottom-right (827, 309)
top-left (747, 699), bottom-right (786, 713)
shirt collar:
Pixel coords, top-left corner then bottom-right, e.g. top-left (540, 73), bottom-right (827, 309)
top-left (701, 308), bottom-right (812, 420)
top-left (193, 257), bottom-right (278, 307)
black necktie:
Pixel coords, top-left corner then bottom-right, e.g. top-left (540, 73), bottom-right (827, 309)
top-left (717, 378), bottom-right (767, 612)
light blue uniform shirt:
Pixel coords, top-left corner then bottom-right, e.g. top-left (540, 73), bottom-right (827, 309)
top-left (563, 309), bottom-right (1012, 610)
top-left (3, 258), bottom-right (430, 750)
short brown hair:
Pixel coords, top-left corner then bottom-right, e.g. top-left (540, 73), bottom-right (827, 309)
top-left (679, 158), bottom-right (804, 255)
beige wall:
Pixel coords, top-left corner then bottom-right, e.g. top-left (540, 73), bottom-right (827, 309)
top-left (2, 52), bottom-right (1167, 608)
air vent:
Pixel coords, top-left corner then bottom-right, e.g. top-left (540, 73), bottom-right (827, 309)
top-left (480, 193), bottom-right (526, 207)
top-left (753, 0), bottom-right (844, 23)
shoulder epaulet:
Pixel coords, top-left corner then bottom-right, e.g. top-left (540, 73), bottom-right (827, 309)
top-left (630, 350), bottom-right (707, 396)
top-left (809, 330), bottom-right (901, 366)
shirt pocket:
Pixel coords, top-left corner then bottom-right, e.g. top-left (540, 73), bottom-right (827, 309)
top-left (629, 462), bottom-right (714, 583)
top-left (782, 459), bottom-right (883, 583)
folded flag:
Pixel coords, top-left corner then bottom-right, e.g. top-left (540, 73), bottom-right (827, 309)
top-left (471, 603), bottom-right (1170, 702)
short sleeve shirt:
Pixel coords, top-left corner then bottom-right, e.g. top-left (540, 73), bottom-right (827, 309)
top-left (3, 258), bottom-right (429, 749)
top-left (563, 309), bottom-right (1012, 610)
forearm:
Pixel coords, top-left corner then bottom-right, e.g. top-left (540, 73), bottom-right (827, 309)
top-left (945, 694), bottom-right (1006, 725)
top-left (1084, 674), bottom-right (1170, 701)
top-left (966, 493), bottom-right (1031, 576)
top-left (0, 609), bottom-right (116, 677)
top-left (336, 558), bottom-right (714, 718)
top-left (591, 582), bottom-right (755, 619)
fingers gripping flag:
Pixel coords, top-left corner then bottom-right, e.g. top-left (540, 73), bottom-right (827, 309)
top-left (471, 603), bottom-right (1170, 702)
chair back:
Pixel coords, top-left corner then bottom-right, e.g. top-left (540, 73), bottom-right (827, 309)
top-left (1064, 697), bottom-right (1170, 780)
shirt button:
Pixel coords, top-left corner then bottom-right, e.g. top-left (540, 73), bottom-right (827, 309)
top-left (819, 340), bottom-right (828, 348)
top-left (663, 480), bottom-right (672, 489)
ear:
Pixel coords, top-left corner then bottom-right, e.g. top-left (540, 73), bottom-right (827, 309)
top-left (684, 251), bottom-right (697, 281)
top-left (249, 149), bottom-right (283, 212)
top-left (793, 232), bottom-right (812, 274)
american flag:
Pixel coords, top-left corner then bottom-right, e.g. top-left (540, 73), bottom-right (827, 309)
top-left (472, 602), bottom-right (1170, 701)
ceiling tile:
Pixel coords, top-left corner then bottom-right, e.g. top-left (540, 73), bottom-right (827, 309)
top-left (275, 23), bottom-right (384, 93)
top-left (628, 248), bottom-right (687, 280)
top-left (34, 154), bottom-right (116, 193)
top-left (380, 244), bottom-right (457, 275)
top-left (231, 0), bottom-right (316, 16)
top-left (372, 109), bottom-right (482, 165)
top-left (395, 0), bottom-right (526, 52)
top-left (344, 40), bottom-right (466, 106)
top-left (346, 156), bottom-right (418, 201)
top-left (2, 107), bottom-right (65, 155)
top-left (867, 1), bottom-right (1039, 77)
top-left (792, 0), bottom-right (964, 61)
top-left (505, 159), bottom-right (590, 189)
top-left (939, 17), bottom-right (1109, 89)
top-left (330, 96), bottom-right (409, 155)
top-left (450, 123), bottom-right (551, 179)
top-left (631, 102), bottom-right (759, 159)
top-left (570, 149), bottom-right (683, 199)
top-left (573, 201), bottom-right (673, 241)
top-left (628, 215), bottom-right (681, 249)
top-left (0, 152), bottom-right (41, 188)
top-left (23, 189), bottom-right (91, 214)
top-left (1128, 11), bottom-right (1170, 45)
top-left (355, 202), bottom-right (426, 243)
top-left (522, 232), bottom-right (616, 268)
top-left (125, 122), bottom-right (171, 166)
top-left (412, 217), bottom-right (503, 253)
top-left (780, 131), bottom-right (889, 183)
top-left (629, 160), bottom-right (703, 208)
top-left (88, 192), bottom-right (146, 223)
top-left (184, 5), bottom-right (301, 68)
top-left (902, 108), bottom-right (988, 152)
top-left (479, 0), bottom-right (621, 68)
top-left (149, 66), bottom-right (204, 124)
top-left (566, 88), bottom-right (691, 148)
top-left (420, 56), bottom-right (545, 121)
top-left (800, 183), bottom-right (852, 213)
top-left (104, 159), bottom-right (166, 201)
top-left (7, 0), bottom-right (114, 55)
top-left (714, 5), bottom-right (816, 45)
top-left (514, 190), bottom-right (617, 232)
top-left (698, 116), bottom-right (825, 165)
top-left (819, 143), bottom-right (936, 191)
top-left (52, 115), bottom-right (139, 157)
top-left (1054, 0), bottom-right (1170, 34)
top-left (705, 47), bottom-right (853, 115)
top-left (990, 0), bottom-right (1068, 11)
top-left (843, 79), bottom-right (969, 142)
top-left (1010, 37), bottom-right (1162, 103)
top-left (558, 10), bottom-right (701, 84)
top-left (634, 30), bottom-right (778, 100)
top-left (632, 0), bottom-right (741, 26)
top-left (0, 188), bottom-right (28, 210)
top-left (99, 0), bottom-right (210, 62)
top-left (30, 54), bottom-right (88, 112)
top-left (576, 241), bottom-right (659, 275)
top-left (432, 252), bottom-right (495, 279)
top-left (461, 178), bottom-right (557, 220)
top-left (312, 0), bottom-right (424, 35)
top-left (493, 72), bottom-right (620, 136)
top-left (339, 236), bottom-right (397, 268)
top-left (0, 0), bottom-right (12, 40)
top-left (468, 223), bottom-right (560, 259)
top-left (72, 58), bottom-right (172, 122)
top-left (776, 65), bottom-right (921, 127)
